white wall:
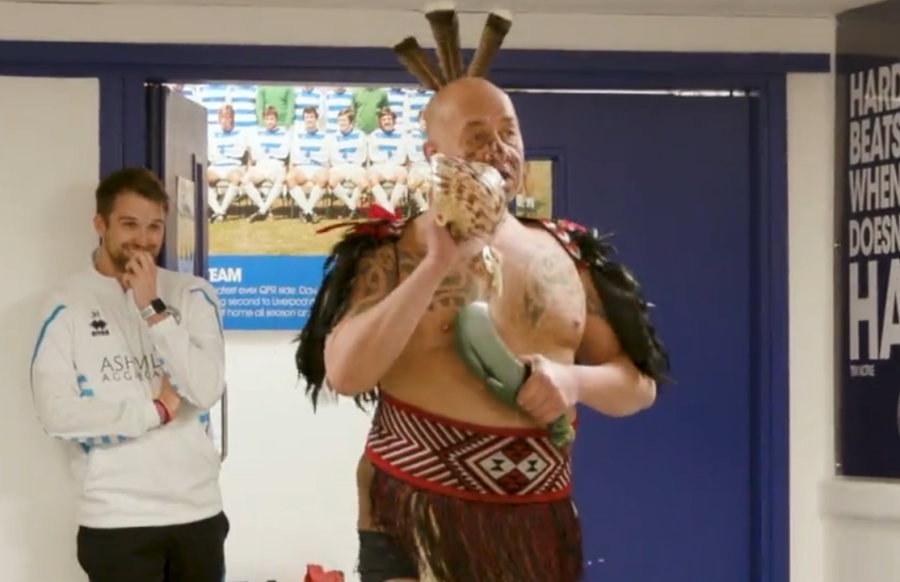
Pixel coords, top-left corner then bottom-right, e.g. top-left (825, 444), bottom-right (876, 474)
top-left (787, 72), bottom-right (835, 582)
top-left (822, 479), bottom-right (900, 581)
top-left (0, 3), bottom-right (870, 582)
top-left (218, 334), bottom-right (371, 580)
top-left (0, 2), bottom-right (834, 52)
top-left (0, 75), bottom-right (99, 582)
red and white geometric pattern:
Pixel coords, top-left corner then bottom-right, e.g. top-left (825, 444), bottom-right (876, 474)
top-left (534, 218), bottom-right (590, 265)
top-left (365, 396), bottom-right (573, 504)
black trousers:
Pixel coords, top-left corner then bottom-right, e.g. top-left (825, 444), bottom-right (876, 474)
top-left (357, 529), bottom-right (418, 582)
top-left (76, 512), bottom-right (229, 582)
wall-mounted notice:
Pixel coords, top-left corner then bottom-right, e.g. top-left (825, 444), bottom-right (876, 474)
top-left (839, 60), bottom-right (900, 478)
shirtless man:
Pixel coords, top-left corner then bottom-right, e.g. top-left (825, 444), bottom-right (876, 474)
top-left (299, 75), bottom-right (667, 582)
top-left (296, 8), bottom-right (669, 582)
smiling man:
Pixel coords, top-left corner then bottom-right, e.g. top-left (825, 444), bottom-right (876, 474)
top-left (29, 167), bottom-right (229, 582)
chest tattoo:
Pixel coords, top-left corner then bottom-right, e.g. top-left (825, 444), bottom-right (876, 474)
top-left (431, 269), bottom-right (481, 311)
top-left (395, 247), bottom-right (482, 313)
top-left (522, 248), bottom-right (583, 326)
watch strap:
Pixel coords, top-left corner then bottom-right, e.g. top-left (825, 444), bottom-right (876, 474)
top-left (140, 298), bottom-right (168, 320)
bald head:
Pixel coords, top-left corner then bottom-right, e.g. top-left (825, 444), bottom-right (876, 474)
top-left (423, 77), bottom-right (519, 150)
top-left (421, 76), bottom-right (525, 198)
top-left (424, 77), bottom-right (511, 122)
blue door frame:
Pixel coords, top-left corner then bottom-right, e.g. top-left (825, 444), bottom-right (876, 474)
top-left (0, 39), bottom-right (830, 582)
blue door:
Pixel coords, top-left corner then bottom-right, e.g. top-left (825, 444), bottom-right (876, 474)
top-left (509, 91), bottom-right (754, 582)
top-left (146, 84), bottom-right (229, 463)
top-left (146, 82), bottom-right (210, 277)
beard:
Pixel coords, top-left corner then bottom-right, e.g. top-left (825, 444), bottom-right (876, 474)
top-left (109, 248), bottom-right (130, 273)
top-left (106, 241), bottom-right (154, 273)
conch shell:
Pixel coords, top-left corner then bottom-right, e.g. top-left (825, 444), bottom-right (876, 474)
top-left (430, 153), bottom-right (507, 241)
top-left (429, 153), bottom-right (507, 296)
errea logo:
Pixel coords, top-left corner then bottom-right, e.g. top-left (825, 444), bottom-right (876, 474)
top-left (90, 310), bottom-right (110, 337)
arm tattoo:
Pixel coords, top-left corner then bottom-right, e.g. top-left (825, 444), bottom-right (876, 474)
top-left (348, 246), bottom-right (397, 316)
top-left (395, 246), bottom-right (480, 312)
top-left (349, 242), bottom-right (483, 316)
top-left (397, 247), bottom-right (426, 278)
top-left (523, 248), bottom-right (584, 326)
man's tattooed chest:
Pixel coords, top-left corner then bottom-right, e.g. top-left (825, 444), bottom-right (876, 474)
top-left (432, 270), bottom-right (484, 311)
top-left (520, 247), bottom-right (585, 327)
top-left (398, 249), bottom-right (487, 312)
top-left (399, 243), bottom-right (583, 327)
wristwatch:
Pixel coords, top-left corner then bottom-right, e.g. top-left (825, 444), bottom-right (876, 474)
top-left (140, 298), bottom-right (168, 320)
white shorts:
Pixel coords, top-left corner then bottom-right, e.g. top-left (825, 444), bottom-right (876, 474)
top-left (209, 164), bottom-right (243, 179)
top-left (330, 164), bottom-right (366, 182)
top-left (292, 164), bottom-right (326, 179)
top-left (252, 159), bottom-right (287, 180)
top-left (370, 163), bottom-right (403, 180)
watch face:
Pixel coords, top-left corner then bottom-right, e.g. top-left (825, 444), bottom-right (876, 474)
top-left (151, 298), bottom-right (167, 314)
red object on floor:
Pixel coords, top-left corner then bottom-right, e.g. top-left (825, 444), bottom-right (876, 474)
top-left (304, 564), bottom-right (345, 582)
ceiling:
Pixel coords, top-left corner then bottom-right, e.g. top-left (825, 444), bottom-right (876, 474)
top-left (0, 0), bottom-right (884, 17)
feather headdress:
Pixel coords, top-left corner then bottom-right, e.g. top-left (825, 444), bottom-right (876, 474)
top-left (392, 2), bottom-right (513, 90)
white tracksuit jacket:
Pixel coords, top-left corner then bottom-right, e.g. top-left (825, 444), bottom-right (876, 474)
top-left (29, 262), bottom-right (226, 528)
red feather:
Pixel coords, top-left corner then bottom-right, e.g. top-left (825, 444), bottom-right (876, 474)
top-left (315, 205), bottom-right (405, 236)
top-left (365, 204), bottom-right (404, 221)
top-left (315, 220), bottom-right (359, 234)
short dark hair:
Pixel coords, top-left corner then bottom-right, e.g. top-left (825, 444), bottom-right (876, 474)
top-left (338, 107), bottom-right (355, 123)
top-left (95, 167), bottom-right (169, 219)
